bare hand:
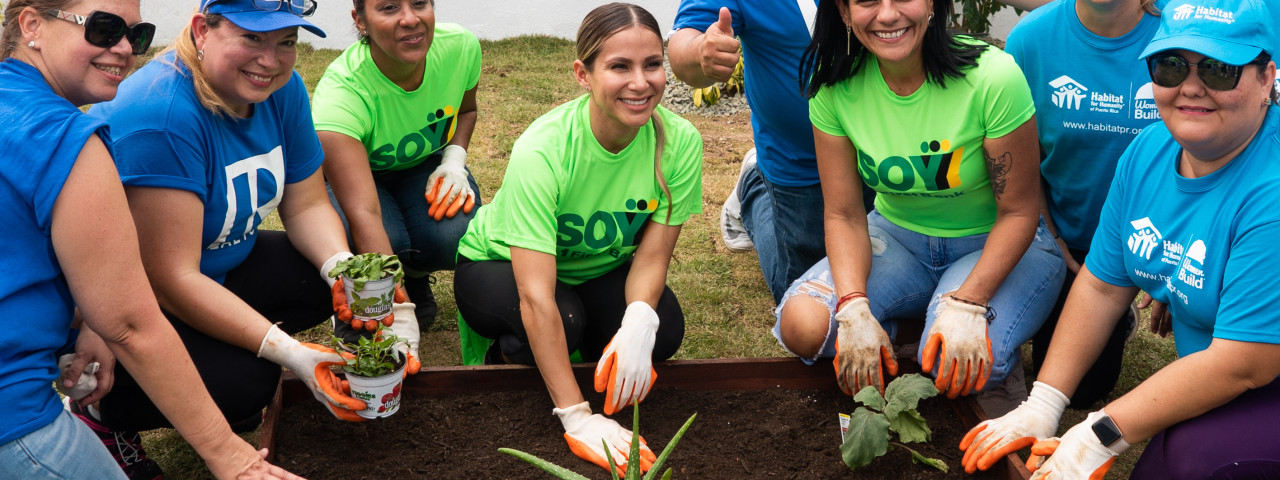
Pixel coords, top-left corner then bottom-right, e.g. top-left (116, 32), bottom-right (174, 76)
top-left (699, 7), bottom-right (740, 83)
top-left (1137, 292), bottom-right (1171, 338)
top-left (1055, 237), bottom-right (1080, 275)
top-left (232, 449), bottom-right (305, 480)
top-left (68, 326), bottom-right (116, 406)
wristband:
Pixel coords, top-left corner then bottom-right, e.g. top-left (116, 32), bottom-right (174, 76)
top-left (835, 292), bottom-right (867, 311)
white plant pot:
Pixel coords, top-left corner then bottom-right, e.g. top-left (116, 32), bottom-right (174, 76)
top-left (345, 359), bottom-right (406, 419)
top-left (342, 274), bottom-right (395, 322)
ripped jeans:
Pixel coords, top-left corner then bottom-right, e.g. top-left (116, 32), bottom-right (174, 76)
top-left (772, 210), bottom-right (1065, 391)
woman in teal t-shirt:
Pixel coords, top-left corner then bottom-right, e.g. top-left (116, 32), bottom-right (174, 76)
top-left (454, 3), bottom-right (703, 475)
top-left (773, 0), bottom-right (1065, 417)
top-left (312, 0), bottom-right (482, 326)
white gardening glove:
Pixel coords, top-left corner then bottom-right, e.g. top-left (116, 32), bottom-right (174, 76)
top-left (593, 301), bottom-right (659, 415)
top-left (389, 302), bottom-right (421, 375)
top-left (833, 297), bottom-right (898, 395)
top-left (960, 381), bottom-right (1069, 472)
top-left (56, 353), bottom-right (100, 401)
top-left (554, 401), bottom-right (656, 474)
top-left (321, 251), bottom-right (354, 288)
top-left (425, 145), bottom-right (476, 220)
top-left (921, 295), bottom-right (993, 398)
top-left (1027, 410), bottom-right (1128, 480)
top-left (257, 325), bottom-right (366, 421)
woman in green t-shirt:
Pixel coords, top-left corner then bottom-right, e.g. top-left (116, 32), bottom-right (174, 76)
top-left (453, 3), bottom-right (703, 475)
top-left (312, 0), bottom-right (482, 327)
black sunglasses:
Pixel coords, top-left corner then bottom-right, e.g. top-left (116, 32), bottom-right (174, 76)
top-left (1146, 52), bottom-right (1267, 91)
top-left (47, 10), bottom-right (155, 55)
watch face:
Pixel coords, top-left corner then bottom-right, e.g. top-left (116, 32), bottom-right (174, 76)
top-left (1091, 415), bottom-right (1124, 447)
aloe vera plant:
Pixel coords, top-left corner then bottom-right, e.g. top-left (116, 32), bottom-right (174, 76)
top-left (840, 373), bottom-right (948, 473)
top-left (499, 404), bottom-right (697, 480)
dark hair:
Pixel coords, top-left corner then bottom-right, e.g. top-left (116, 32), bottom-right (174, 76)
top-left (576, 3), bottom-right (673, 223)
top-left (1, 0), bottom-right (77, 60)
top-left (800, 0), bottom-right (987, 98)
top-left (352, 0), bottom-right (435, 45)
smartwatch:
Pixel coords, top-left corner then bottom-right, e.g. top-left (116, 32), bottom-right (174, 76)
top-left (1090, 413), bottom-right (1125, 448)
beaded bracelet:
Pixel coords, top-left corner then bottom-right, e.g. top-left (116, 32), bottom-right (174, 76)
top-left (835, 292), bottom-right (867, 311)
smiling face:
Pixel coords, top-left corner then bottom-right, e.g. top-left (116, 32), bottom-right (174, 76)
top-left (357, 0), bottom-right (435, 72)
top-left (841, 0), bottom-right (933, 68)
top-left (1154, 49), bottom-right (1276, 164)
top-left (573, 25), bottom-right (665, 151)
top-left (193, 17), bottom-right (298, 117)
top-left (30, 0), bottom-right (141, 106)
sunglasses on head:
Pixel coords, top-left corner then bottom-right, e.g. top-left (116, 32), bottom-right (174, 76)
top-left (1146, 52), bottom-right (1268, 91)
top-left (47, 10), bottom-right (155, 55)
top-left (204, 0), bottom-right (318, 17)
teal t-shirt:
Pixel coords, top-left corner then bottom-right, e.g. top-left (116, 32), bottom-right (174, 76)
top-left (457, 95), bottom-right (704, 285)
top-left (809, 40), bottom-right (1035, 237)
top-left (311, 23), bottom-right (481, 171)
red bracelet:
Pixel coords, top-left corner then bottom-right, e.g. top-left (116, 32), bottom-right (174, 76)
top-left (835, 292), bottom-right (867, 311)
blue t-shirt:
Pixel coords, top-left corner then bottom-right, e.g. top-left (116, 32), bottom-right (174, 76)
top-left (1087, 108), bottom-right (1280, 357)
top-left (1005, 0), bottom-right (1161, 251)
top-left (672, 0), bottom-right (820, 187)
top-left (0, 59), bottom-right (109, 444)
top-left (92, 53), bottom-right (324, 282)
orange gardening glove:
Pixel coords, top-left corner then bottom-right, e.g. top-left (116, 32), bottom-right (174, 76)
top-left (921, 295), bottom-right (993, 398)
top-left (553, 401), bottom-right (655, 474)
top-left (424, 145), bottom-right (476, 220)
top-left (1025, 411), bottom-right (1126, 480)
top-left (832, 297), bottom-right (898, 396)
top-left (959, 381), bottom-right (1068, 472)
top-left (257, 325), bottom-right (367, 422)
top-left (593, 302), bottom-right (659, 415)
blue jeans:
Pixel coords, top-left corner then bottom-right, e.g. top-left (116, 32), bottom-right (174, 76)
top-left (773, 210), bottom-right (1065, 390)
top-left (0, 409), bottom-right (127, 479)
top-left (738, 164), bottom-right (826, 304)
top-left (329, 152), bottom-right (482, 274)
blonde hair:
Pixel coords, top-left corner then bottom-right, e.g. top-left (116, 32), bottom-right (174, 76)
top-left (1, 0), bottom-right (75, 60)
top-left (160, 13), bottom-right (238, 117)
top-left (576, 3), bottom-right (673, 223)
top-left (1141, 0), bottom-right (1160, 16)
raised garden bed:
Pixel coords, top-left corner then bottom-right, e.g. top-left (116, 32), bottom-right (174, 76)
top-left (261, 358), bottom-right (1030, 479)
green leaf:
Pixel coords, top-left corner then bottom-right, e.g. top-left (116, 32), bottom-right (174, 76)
top-left (839, 407), bottom-right (890, 470)
top-left (853, 385), bottom-right (886, 412)
top-left (645, 412), bottom-right (697, 480)
top-left (883, 374), bottom-right (938, 422)
top-left (498, 448), bottom-right (592, 480)
top-left (910, 450), bottom-right (949, 473)
top-left (889, 408), bottom-right (931, 444)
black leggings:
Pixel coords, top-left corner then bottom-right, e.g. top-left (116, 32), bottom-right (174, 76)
top-left (454, 257), bottom-right (684, 365)
top-left (100, 231), bottom-right (331, 431)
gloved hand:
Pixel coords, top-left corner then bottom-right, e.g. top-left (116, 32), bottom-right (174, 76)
top-left (425, 145), bottom-right (476, 220)
top-left (960, 381), bottom-right (1069, 472)
top-left (594, 301), bottom-right (659, 415)
top-left (330, 278), bottom-right (407, 331)
top-left (257, 325), bottom-right (367, 422)
top-left (56, 353), bottom-right (100, 401)
top-left (554, 401), bottom-right (656, 474)
top-left (833, 297), bottom-right (898, 395)
top-left (1026, 410), bottom-right (1128, 480)
top-left (388, 301), bottom-right (421, 375)
top-left (921, 295), bottom-right (993, 398)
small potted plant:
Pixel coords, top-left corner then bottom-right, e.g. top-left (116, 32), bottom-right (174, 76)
top-left (332, 326), bottom-right (409, 419)
top-left (328, 252), bottom-right (404, 330)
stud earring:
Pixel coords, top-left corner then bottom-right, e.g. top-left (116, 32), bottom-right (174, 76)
top-left (928, 13), bottom-right (934, 25)
top-left (27, 40), bottom-right (35, 48)
top-left (1266, 98), bottom-right (1273, 106)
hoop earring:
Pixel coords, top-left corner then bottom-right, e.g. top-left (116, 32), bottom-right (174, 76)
top-left (846, 25), bottom-right (851, 55)
top-left (928, 13), bottom-right (934, 26)
top-left (197, 50), bottom-right (205, 62)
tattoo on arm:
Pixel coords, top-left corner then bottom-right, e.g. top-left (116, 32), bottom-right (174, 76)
top-left (984, 150), bottom-right (1011, 199)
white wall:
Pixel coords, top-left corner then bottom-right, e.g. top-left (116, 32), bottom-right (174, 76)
top-left (143, 1), bottom-right (1022, 51)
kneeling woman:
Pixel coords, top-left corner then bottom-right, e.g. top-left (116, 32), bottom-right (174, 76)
top-left (454, 3), bottom-right (702, 474)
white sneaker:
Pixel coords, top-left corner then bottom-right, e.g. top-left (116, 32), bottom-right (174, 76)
top-left (721, 149), bottom-right (757, 253)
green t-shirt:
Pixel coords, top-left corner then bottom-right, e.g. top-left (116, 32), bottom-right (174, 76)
top-left (311, 23), bottom-right (481, 171)
top-left (809, 41), bottom-right (1034, 237)
top-left (457, 95), bottom-right (704, 285)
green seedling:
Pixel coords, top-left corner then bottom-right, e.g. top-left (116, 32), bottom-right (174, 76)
top-left (840, 373), bottom-right (948, 473)
top-left (330, 325), bottom-right (406, 378)
top-left (327, 252), bottom-right (404, 291)
top-left (500, 403), bottom-right (697, 480)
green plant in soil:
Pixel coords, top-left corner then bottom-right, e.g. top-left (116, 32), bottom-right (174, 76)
top-left (327, 252), bottom-right (404, 292)
top-left (841, 373), bottom-right (948, 473)
top-left (499, 403), bottom-right (697, 480)
top-left (330, 325), bottom-right (407, 378)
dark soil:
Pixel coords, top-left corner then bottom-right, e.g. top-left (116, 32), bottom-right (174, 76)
top-left (272, 386), bottom-right (1009, 479)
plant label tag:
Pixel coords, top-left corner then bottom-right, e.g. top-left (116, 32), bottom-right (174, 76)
top-left (839, 413), bottom-right (850, 440)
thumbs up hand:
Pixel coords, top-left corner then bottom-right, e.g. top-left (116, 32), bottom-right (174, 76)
top-left (699, 7), bottom-right (740, 83)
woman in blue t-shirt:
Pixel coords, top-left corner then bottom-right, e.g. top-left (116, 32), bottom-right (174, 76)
top-left (0, 0), bottom-right (298, 478)
top-left (962, 1), bottom-right (1280, 478)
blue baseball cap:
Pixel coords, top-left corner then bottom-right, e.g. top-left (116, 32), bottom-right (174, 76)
top-left (200, 0), bottom-right (326, 38)
top-left (1139, 0), bottom-right (1274, 65)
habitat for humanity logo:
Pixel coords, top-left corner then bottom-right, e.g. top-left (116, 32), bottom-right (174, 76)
top-left (1172, 4), bottom-right (1235, 24)
top-left (1049, 75), bottom-right (1088, 110)
top-left (1128, 217), bottom-right (1162, 260)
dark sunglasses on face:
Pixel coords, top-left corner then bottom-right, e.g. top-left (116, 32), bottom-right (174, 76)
top-left (1146, 52), bottom-right (1268, 91)
top-left (47, 10), bottom-right (155, 55)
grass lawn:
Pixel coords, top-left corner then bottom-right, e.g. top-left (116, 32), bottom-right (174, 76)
top-left (132, 37), bottom-right (1175, 479)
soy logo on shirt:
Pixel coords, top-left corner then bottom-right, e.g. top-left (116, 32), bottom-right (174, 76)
top-left (858, 139), bottom-right (964, 193)
top-left (556, 198), bottom-right (656, 256)
top-left (369, 106), bottom-right (457, 169)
